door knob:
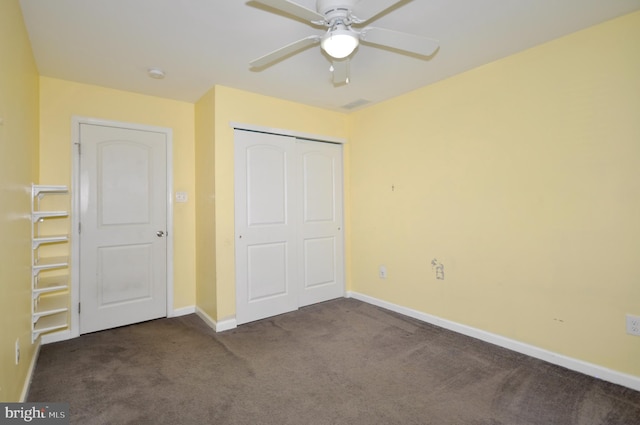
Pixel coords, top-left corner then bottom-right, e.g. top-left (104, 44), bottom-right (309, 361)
top-left (156, 231), bottom-right (165, 237)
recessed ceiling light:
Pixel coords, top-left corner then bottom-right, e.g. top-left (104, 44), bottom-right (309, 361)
top-left (147, 67), bottom-right (165, 79)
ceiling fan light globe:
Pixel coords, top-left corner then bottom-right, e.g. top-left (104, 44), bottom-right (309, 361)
top-left (321, 30), bottom-right (359, 59)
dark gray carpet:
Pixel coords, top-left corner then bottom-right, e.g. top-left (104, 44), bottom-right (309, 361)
top-left (28, 298), bottom-right (640, 424)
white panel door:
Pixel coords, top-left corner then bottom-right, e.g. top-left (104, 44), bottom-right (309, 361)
top-left (79, 123), bottom-right (167, 334)
top-left (235, 130), bottom-right (344, 325)
top-left (235, 130), bottom-right (299, 324)
top-left (297, 140), bottom-right (344, 306)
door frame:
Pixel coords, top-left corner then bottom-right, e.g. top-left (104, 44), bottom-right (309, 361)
top-left (69, 116), bottom-right (174, 340)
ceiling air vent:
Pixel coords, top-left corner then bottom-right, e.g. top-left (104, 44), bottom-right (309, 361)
top-left (341, 98), bottom-right (370, 110)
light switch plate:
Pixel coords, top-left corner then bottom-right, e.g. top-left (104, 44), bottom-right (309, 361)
top-left (175, 191), bottom-right (188, 203)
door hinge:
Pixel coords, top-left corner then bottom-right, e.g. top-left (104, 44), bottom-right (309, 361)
top-left (78, 222), bottom-right (81, 234)
top-left (78, 302), bottom-right (81, 314)
top-left (75, 142), bottom-right (81, 155)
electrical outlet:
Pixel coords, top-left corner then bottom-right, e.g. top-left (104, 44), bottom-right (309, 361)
top-left (15, 339), bottom-right (20, 365)
top-left (626, 314), bottom-right (640, 336)
top-left (379, 265), bottom-right (387, 279)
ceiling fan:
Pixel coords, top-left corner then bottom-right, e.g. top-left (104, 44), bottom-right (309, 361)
top-left (249, 0), bottom-right (439, 84)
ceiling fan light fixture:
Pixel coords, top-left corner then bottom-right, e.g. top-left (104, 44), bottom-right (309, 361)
top-left (321, 29), bottom-right (359, 59)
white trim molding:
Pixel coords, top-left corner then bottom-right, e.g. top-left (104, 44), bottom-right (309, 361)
top-left (195, 307), bottom-right (238, 333)
top-left (41, 329), bottom-right (72, 345)
top-left (229, 121), bottom-right (347, 144)
top-left (20, 340), bottom-right (41, 402)
top-left (346, 291), bottom-right (640, 392)
top-left (170, 306), bottom-right (196, 317)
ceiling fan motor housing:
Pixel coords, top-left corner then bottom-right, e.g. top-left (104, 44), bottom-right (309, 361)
top-left (317, 0), bottom-right (354, 24)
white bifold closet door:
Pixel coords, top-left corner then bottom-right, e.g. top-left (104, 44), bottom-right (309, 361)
top-left (234, 129), bottom-right (344, 325)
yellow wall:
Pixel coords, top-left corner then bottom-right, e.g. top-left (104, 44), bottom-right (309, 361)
top-left (0, 0), bottom-right (40, 401)
top-left (39, 77), bottom-right (197, 310)
top-left (6, 2), bottom-right (638, 398)
top-left (204, 85), bottom-right (349, 321)
top-left (194, 88), bottom-right (217, 319)
top-left (349, 11), bottom-right (640, 376)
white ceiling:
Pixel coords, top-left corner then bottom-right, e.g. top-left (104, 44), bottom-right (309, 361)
top-left (19, 0), bottom-right (640, 112)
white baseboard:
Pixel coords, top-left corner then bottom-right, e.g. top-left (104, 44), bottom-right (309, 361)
top-left (20, 340), bottom-right (41, 402)
top-left (39, 307), bottom-right (196, 345)
top-left (346, 291), bottom-right (640, 392)
top-left (195, 307), bottom-right (217, 330)
top-left (195, 307), bottom-right (237, 332)
top-left (215, 317), bottom-right (238, 332)
top-left (171, 305), bottom-right (196, 317)
top-left (41, 329), bottom-right (72, 345)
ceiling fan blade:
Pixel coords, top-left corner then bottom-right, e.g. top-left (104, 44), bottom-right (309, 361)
top-left (331, 59), bottom-right (350, 85)
top-left (253, 0), bottom-right (325, 23)
top-left (250, 35), bottom-right (321, 68)
top-left (360, 27), bottom-right (439, 57)
top-left (351, 0), bottom-right (405, 23)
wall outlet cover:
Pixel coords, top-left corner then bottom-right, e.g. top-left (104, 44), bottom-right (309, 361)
top-left (626, 314), bottom-right (640, 336)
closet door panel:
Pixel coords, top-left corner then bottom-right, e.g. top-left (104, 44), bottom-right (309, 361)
top-left (235, 130), bottom-right (298, 325)
top-left (298, 140), bottom-right (344, 306)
